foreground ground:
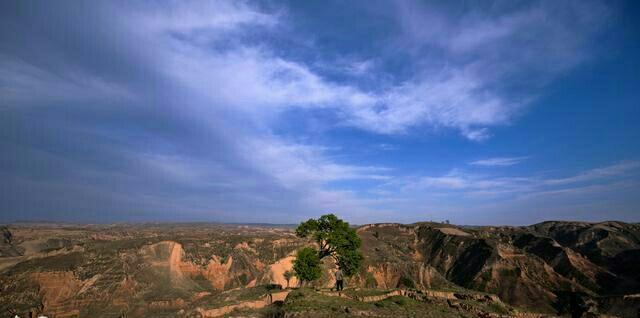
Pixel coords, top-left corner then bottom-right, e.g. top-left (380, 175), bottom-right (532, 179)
top-left (1, 221), bottom-right (639, 317)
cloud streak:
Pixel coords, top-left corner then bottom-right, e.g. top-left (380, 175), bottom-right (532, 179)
top-left (0, 0), bottom-right (633, 225)
top-left (470, 157), bottom-right (529, 167)
top-left (393, 161), bottom-right (640, 199)
top-left (0, 56), bottom-right (132, 106)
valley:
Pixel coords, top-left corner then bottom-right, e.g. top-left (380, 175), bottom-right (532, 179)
top-left (1, 221), bottom-right (639, 317)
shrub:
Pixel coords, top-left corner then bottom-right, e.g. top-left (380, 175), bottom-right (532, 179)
top-left (398, 276), bottom-right (415, 289)
top-left (365, 272), bottom-right (378, 288)
top-left (293, 247), bottom-right (322, 284)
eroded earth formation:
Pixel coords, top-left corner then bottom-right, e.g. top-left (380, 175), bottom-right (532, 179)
top-left (1, 221), bottom-right (639, 317)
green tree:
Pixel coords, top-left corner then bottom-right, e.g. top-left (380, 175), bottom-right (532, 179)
top-left (283, 270), bottom-right (294, 288)
top-left (293, 247), bottom-right (322, 284)
top-left (295, 214), bottom-right (363, 277)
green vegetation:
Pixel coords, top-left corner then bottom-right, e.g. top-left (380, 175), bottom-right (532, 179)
top-left (87, 237), bottom-right (160, 254)
top-left (4, 221), bottom-right (635, 317)
top-left (293, 247), bottom-right (322, 284)
top-left (284, 270), bottom-right (294, 288)
top-left (192, 273), bottom-right (216, 292)
top-left (9, 251), bottom-right (84, 273)
top-left (342, 288), bottom-right (392, 298)
top-left (364, 272), bottom-right (377, 288)
top-left (194, 285), bottom-right (278, 310)
top-left (235, 284), bottom-right (281, 301)
top-left (0, 276), bottom-right (42, 314)
top-left (280, 288), bottom-right (464, 318)
top-left (398, 276), bottom-right (415, 289)
top-left (295, 214), bottom-right (363, 277)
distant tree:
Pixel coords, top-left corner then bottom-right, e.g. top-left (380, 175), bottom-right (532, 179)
top-left (295, 214), bottom-right (363, 277)
top-left (293, 247), bottom-right (322, 285)
top-left (398, 276), bottom-right (415, 289)
top-left (283, 270), bottom-right (294, 288)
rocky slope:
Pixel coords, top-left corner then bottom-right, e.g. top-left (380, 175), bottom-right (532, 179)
top-left (0, 226), bottom-right (21, 257)
top-left (1, 221), bottom-right (639, 317)
top-left (356, 221), bottom-right (640, 315)
top-left (0, 224), bottom-right (309, 317)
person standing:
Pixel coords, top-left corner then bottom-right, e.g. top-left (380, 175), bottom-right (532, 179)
top-left (335, 268), bottom-right (344, 291)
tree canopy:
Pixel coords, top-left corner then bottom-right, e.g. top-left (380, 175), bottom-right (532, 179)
top-left (292, 247), bottom-right (322, 283)
top-left (295, 214), bottom-right (363, 277)
top-left (283, 270), bottom-right (294, 288)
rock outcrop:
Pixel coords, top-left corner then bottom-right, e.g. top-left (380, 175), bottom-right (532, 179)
top-left (2, 221), bottom-right (639, 317)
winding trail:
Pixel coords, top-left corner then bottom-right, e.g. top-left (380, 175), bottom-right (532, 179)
top-left (196, 290), bottom-right (290, 318)
top-left (197, 288), bottom-right (549, 318)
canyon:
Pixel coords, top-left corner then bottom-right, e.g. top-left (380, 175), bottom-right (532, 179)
top-left (1, 221), bottom-right (639, 317)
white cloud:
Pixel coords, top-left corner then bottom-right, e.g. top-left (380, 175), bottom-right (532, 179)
top-left (1, 0), bottom-right (623, 224)
top-left (394, 161), bottom-right (640, 198)
top-left (240, 136), bottom-right (390, 190)
top-left (137, 0), bottom-right (277, 36)
top-left (344, 69), bottom-right (512, 137)
top-left (105, 0), bottom-right (610, 144)
top-left (522, 180), bottom-right (639, 199)
top-left (121, 2), bottom-right (503, 140)
top-left (0, 56), bottom-right (132, 106)
top-left (389, 1), bottom-right (610, 139)
top-left (470, 157), bottom-right (529, 167)
top-left (544, 161), bottom-right (640, 185)
top-left (125, 0), bottom-right (620, 221)
top-left (404, 171), bottom-right (530, 193)
top-left (346, 59), bottom-right (376, 75)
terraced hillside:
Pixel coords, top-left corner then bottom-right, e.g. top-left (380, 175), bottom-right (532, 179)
top-left (0, 223), bottom-right (309, 317)
top-left (1, 221), bottom-right (639, 317)
top-left (356, 221), bottom-right (640, 316)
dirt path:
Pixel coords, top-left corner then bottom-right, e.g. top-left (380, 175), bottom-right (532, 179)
top-left (196, 290), bottom-right (291, 317)
top-left (265, 256), bottom-right (298, 287)
top-left (319, 289), bottom-right (550, 318)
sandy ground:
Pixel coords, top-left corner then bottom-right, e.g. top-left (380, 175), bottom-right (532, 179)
top-left (437, 227), bottom-right (471, 237)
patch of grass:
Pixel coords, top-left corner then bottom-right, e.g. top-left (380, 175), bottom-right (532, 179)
top-left (0, 275), bottom-right (43, 314)
top-left (141, 277), bottom-right (192, 301)
top-left (486, 301), bottom-right (511, 314)
top-left (87, 237), bottom-right (161, 254)
top-left (283, 288), bottom-right (463, 317)
top-left (197, 285), bottom-right (280, 309)
top-left (364, 272), bottom-right (377, 288)
top-left (342, 288), bottom-right (392, 298)
top-left (398, 276), bottom-right (415, 288)
top-left (235, 284), bottom-right (279, 301)
top-left (192, 273), bottom-right (215, 292)
top-left (392, 296), bottom-right (407, 306)
top-left (9, 251), bottom-right (84, 273)
top-left (498, 267), bottom-right (521, 278)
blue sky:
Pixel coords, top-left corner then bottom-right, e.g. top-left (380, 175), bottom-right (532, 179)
top-left (1, 0), bottom-right (639, 225)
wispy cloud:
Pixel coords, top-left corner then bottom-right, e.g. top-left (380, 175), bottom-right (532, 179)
top-left (136, 0), bottom-right (277, 35)
top-left (544, 161), bottom-right (640, 185)
top-left (393, 161), bottom-right (640, 199)
top-left (0, 56), bottom-right (132, 106)
top-left (241, 136), bottom-right (391, 189)
top-left (0, 0), bottom-right (631, 225)
top-left (126, 0), bottom-right (610, 142)
top-left (389, 1), bottom-right (610, 140)
top-left (470, 157), bottom-right (529, 167)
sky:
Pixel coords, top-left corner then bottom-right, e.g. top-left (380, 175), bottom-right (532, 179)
top-left (1, 0), bottom-right (639, 225)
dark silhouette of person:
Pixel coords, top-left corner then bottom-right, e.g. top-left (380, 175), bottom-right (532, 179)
top-left (335, 268), bottom-right (344, 291)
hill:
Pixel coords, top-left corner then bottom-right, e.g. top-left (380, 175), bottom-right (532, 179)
top-left (0, 221), bottom-right (639, 317)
